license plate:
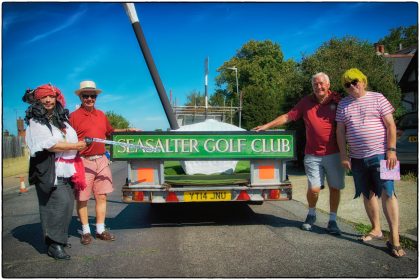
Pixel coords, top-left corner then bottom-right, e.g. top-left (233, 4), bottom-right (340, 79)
top-left (409, 136), bottom-right (417, 142)
top-left (184, 191), bottom-right (231, 202)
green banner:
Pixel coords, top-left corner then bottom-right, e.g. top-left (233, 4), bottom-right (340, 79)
top-left (111, 132), bottom-right (295, 160)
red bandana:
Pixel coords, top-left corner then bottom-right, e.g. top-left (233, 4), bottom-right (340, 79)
top-left (34, 84), bottom-right (66, 107)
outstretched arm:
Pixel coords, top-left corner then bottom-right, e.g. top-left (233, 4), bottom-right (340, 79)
top-left (114, 128), bottom-right (142, 132)
top-left (48, 141), bottom-right (87, 152)
top-left (253, 113), bottom-right (290, 131)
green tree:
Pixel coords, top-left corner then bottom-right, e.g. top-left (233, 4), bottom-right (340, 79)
top-left (105, 111), bottom-right (130, 129)
top-left (184, 90), bottom-right (205, 106)
top-left (300, 36), bottom-right (403, 117)
top-left (209, 89), bottom-right (229, 106)
top-left (379, 25), bottom-right (418, 54)
top-left (215, 40), bottom-right (301, 129)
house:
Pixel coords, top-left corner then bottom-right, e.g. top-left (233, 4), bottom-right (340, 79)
top-left (375, 43), bottom-right (418, 112)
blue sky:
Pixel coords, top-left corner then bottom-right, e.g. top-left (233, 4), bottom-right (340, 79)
top-left (2, 2), bottom-right (418, 134)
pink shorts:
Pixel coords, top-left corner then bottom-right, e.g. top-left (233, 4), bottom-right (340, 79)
top-left (76, 155), bottom-right (114, 201)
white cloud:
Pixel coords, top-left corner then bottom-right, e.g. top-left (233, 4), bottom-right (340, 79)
top-left (67, 50), bottom-right (107, 80)
top-left (25, 9), bottom-right (87, 44)
top-left (3, 10), bottom-right (38, 32)
top-left (3, 14), bottom-right (20, 31)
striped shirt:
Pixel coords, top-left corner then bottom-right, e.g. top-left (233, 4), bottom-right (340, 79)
top-left (336, 91), bottom-right (394, 159)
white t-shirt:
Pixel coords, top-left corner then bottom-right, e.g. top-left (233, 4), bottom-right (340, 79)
top-left (25, 119), bottom-right (79, 182)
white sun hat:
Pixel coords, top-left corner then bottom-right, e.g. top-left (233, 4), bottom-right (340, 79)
top-left (75, 80), bottom-right (102, 96)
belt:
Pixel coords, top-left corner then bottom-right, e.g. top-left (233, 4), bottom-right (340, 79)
top-left (57, 177), bottom-right (71, 183)
top-left (81, 154), bottom-right (104, 160)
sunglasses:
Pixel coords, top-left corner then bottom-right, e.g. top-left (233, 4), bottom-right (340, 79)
top-left (344, 79), bottom-right (359, 88)
top-left (82, 94), bottom-right (97, 99)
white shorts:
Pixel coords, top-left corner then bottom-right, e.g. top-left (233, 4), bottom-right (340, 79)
top-left (304, 153), bottom-right (345, 190)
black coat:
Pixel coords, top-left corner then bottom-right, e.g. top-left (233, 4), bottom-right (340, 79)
top-left (29, 149), bottom-right (56, 194)
top-left (28, 121), bottom-right (56, 194)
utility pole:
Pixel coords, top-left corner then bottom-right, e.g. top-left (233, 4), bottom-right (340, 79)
top-left (204, 57), bottom-right (209, 119)
top-left (226, 67), bottom-right (240, 127)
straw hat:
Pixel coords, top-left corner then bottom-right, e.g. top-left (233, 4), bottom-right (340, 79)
top-left (75, 80), bottom-right (102, 95)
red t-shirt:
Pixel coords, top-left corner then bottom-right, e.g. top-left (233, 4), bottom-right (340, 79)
top-left (69, 106), bottom-right (114, 156)
top-left (287, 91), bottom-right (341, 156)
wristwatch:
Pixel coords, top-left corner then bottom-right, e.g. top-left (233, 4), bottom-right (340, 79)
top-left (387, 147), bottom-right (397, 152)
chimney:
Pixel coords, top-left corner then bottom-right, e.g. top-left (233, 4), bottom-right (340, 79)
top-left (17, 117), bottom-right (26, 140)
top-left (374, 43), bottom-right (385, 55)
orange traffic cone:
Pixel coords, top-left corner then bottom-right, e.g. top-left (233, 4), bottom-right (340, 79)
top-left (18, 176), bottom-right (28, 194)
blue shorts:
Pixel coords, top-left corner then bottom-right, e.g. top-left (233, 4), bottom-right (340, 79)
top-left (351, 154), bottom-right (395, 199)
top-left (304, 153), bottom-right (345, 190)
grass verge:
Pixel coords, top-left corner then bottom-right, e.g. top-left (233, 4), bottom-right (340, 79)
top-left (401, 171), bottom-right (417, 182)
top-left (354, 223), bottom-right (417, 250)
top-left (3, 155), bottom-right (29, 177)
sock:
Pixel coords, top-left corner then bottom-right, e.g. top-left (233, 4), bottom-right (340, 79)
top-left (308, 208), bottom-right (316, 216)
top-left (82, 224), bottom-right (91, 235)
top-left (329, 212), bottom-right (337, 222)
top-left (96, 223), bottom-right (105, 234)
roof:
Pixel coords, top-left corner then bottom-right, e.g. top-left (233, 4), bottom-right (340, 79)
top-left (383, 46), bottom-right (417, 83)
top-left (384, 55), bottom-right (414, 82)
top-left (394, 45), bottom-right (417, 55)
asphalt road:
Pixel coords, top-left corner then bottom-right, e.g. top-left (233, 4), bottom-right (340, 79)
top-left (2, 161), bottom-right (418, 277)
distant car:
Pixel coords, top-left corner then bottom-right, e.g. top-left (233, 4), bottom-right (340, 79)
top-left (396, 111), bottom-right (418, 165)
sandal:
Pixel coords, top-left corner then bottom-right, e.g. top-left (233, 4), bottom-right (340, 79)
top-left (359, 232), bottom-right (384, 242)
top-left (386, 241), bottom-right (406, 258)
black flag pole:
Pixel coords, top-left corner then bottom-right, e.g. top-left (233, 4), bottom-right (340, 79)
top-left (122, 3), bottom-right (179, 130)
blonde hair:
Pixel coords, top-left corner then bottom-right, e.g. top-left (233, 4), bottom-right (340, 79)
top-left (341, 68), bottom-right (367, 87)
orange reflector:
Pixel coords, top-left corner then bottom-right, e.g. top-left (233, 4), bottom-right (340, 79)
top-left (137, 168), bottom-right (154, 183)
top-left (166, 192), bottom-right (179, 202)
top-left (269, 189), bottom-right (280, 200)
top-left (133, 191), bottom-right (144, 201)
top-left (237, 190), bottom-right (250, 201)
top-left (258, 165), bottom-right (275, 180)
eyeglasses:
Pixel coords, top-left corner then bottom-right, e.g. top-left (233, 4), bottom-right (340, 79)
top-left (344, 79), bottom-right (359, 88)
top-left (81, 94), bottom-right (97, 99)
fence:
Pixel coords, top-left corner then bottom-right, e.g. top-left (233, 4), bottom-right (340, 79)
top-left (2, 136), bottom-right (25, 159)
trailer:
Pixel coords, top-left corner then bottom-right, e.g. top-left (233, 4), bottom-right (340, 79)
top-left (111, 131), bottom-right (295, 204)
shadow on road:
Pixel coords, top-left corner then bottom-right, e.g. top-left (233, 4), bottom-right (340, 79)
top-left (10, 201), bottom-right (373, 254)
top-left (97, 202), bottom-right (308, 229)
top-left (99, 201), bottom-right (364, 243)
top-left (104, 202), bottom-right (264, 229)
top-left (11, 223), bottom-right (46, 254)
